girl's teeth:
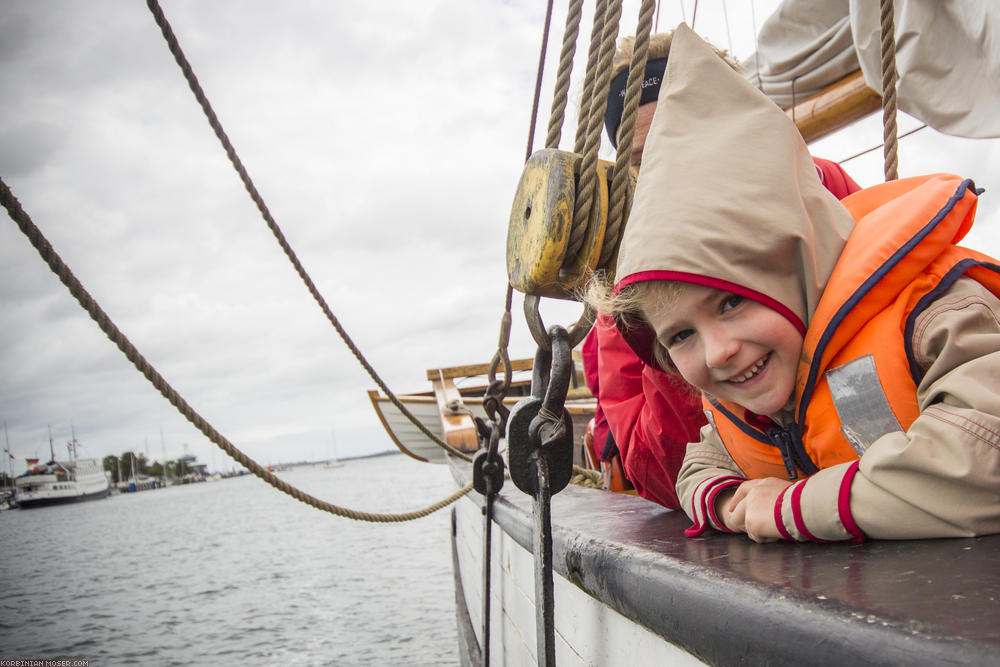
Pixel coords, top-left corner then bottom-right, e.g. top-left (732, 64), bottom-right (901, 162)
top-left (731, 356), bottom-right (766, 383)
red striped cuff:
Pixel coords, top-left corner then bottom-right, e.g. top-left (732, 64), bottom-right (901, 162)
top-left (838, 460), bottom-right (866, 542)
top-left (790, 479), bottom-right (836, 543)
top-left (773, 485), bottom-right (795, 541)
top-left (684, 475), bottom-right (745, 537)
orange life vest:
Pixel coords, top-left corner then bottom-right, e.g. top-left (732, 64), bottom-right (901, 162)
top-left (705, 174), bottom-right (1000, 479)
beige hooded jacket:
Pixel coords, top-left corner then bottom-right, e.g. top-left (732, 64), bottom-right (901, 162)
top-left (616, 24), bottom-right (1000, 541)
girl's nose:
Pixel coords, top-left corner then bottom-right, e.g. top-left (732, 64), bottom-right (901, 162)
top-left (703, 327), bottom-right (740, 369)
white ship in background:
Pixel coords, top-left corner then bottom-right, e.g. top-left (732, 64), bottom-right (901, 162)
top-left (14, 432), bottom-right (111, 509)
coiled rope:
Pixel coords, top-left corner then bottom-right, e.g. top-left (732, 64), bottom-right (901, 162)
top-left (0, 177), bottom-right (472, 522)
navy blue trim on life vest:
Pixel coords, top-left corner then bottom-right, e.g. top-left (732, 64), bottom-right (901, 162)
top-left (904, 259), bottom-right (1000, 383)
top-left (795, 178), bottom-right (975, 470)
top-left (707, 397), bottom-right (770, 444)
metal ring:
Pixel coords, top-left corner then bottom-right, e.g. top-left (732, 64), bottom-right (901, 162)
top-left (524, 295), bottom-right (596, 350)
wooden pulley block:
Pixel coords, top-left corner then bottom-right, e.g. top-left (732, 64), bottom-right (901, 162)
top-left (506, 148), bottom-right (623, 300)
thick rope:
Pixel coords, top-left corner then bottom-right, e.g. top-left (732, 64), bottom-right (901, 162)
top-left (0, 177), bottom-right (471, 522)
top-left (568, 1), bottom-right (623, 261)
top-left (144, 0), bottom-right (470, 463)
top-left (571, 465), bottom-right (604, 489)
top-left (879, 0), bottom-right (899, 181)
top-left (574, 0), bottom-right (610, 155)
top-left (545, 0), bottom-right (586, 149)
top-left (601, 0), bottom-right (656, 268)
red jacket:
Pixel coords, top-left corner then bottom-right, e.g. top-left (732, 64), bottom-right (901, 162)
top-left (584, 157), bottom-right (860, 509)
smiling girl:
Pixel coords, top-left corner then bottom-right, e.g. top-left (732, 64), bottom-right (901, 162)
top-left (588, 24), bottom-right (1000, 544)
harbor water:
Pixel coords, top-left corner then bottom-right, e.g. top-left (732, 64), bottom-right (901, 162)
top-left (0, 454), bottom-right (460, 665)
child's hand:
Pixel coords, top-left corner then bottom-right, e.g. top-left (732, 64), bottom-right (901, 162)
top-left (727, 478), bottom-right (793, 543)
top-left (715, 487), bottom-right (745, 533)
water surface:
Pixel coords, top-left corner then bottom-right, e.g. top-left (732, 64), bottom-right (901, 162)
top-left (0, 454), bottom-right (459, 665)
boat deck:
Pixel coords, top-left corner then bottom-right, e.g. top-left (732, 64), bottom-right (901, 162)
top-left (451, 458), bottom-right (1000, 665)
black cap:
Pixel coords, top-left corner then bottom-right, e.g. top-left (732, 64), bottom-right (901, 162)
top-left (603, 57), bottom-right (668, 149)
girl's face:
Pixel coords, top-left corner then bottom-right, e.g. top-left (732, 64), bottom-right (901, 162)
top-left (647, 283), bottom-right (803, 416)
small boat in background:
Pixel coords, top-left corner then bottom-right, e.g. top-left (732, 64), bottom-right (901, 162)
top-left (368, 357), bottom-right (596, 465)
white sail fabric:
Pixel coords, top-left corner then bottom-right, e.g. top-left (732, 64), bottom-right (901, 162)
top-left (741, 0), bottom-right (858, 109)
top-left (743, 0), bottom-right (1000, 139)
top-left (852, 0), bottom-right (1000, 139)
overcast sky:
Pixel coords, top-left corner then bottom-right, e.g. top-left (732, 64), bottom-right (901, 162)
top-left (2, 1), bottom-right (999, 474)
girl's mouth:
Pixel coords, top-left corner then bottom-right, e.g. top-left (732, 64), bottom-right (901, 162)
top-left (728, 353), bottom-right (770, 384)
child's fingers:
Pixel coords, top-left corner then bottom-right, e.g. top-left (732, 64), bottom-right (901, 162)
top-left (727, 482), bottom-right (749, 511)
top-left (726, 496), bottom-right (748, 532)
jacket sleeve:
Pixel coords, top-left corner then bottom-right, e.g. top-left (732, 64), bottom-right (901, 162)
top-left (676, 421), bottom-right (746, 535)
top-left (581, 326), bottom-right (610, 454)
top-left (812, 157), bottom-right (862, 199)
top-left (596, 319), bottom-right (706, 509)
top-left (778, 277), bottom-right (1000, 541)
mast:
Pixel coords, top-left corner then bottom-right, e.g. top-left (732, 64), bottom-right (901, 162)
top-left (160, 425), bottom-right (169, 484)
top-left (68, 424), bottom-right (79, 462)
top-left (2, 423), bottom-right (10, 495)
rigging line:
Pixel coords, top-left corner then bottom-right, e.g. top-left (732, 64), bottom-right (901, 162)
top-left (0, 176), bottom-right (472, 522)
top-left (569, 0), bottom-right (623, 260)
top-left (526, 0), bottom-right (556, 162)
top-left (492, 0), bottom-right (558, 401)
top-left (654, 0), bottom-right (662, 32)
top-left (575, 0), bottom-right (610, 155)
top-left (143, 0), bottom-right (470, 463)
top-left (750, 0), bottom-right (763, 92)
top-left (691, 0), bottom-right (698, 31)
top-left (837, 124), bottom-right (928, 165)
top-left (722, 0), bottom-right (733, 58)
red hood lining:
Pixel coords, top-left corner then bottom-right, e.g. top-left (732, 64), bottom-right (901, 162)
top-left (612, 270), bottom-right (806, 366)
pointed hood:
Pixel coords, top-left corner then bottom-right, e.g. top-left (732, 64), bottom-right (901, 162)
top-left (615, 23), bottom-right (855, 336)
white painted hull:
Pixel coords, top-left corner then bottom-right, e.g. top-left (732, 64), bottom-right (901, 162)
top-left (14, 458), bottom-right (111, 508)
top-left (452, 486), bottom-right (702, 665)
top-left (449, 457), bottom-right (1000, 666)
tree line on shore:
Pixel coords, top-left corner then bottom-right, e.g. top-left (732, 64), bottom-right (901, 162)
top-left (101, 451), bottom-right (195, 484)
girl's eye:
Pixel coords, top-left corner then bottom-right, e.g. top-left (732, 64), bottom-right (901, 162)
top-left (721, 294), bottom-right (744, 312)
top-left (668, 329), bottom-right (693, 346)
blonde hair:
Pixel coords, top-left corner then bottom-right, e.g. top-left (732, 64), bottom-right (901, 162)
top-left (582, 273), bottom-right (685, 372)
top-left (611, 32), bottom-right (743, 80)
